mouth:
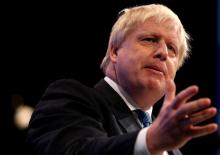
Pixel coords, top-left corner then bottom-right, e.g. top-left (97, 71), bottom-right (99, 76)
top-left (144, 65), bottom-right (165, 75)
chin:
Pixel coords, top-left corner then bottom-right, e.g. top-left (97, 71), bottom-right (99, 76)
top-left (142, 78), bottom-right (165, 93)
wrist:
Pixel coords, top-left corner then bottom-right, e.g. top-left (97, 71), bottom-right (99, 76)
top-left (146, 127), bottom-right (164, 155)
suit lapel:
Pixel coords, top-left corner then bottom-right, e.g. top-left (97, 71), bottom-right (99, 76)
top-left (94, 79), bottom-right (141, 133)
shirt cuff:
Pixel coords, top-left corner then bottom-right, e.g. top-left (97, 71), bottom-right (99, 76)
top-left (133, 127), bottom-right (150, 155)
top-left (133, 128), bottom-right (169, 155)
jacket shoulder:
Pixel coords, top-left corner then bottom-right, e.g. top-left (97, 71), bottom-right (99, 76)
top-left (42, 78), bottom-right (93, 97)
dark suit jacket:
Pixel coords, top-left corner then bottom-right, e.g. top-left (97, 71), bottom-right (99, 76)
top-left (26, 79), bottom-right (182, 155)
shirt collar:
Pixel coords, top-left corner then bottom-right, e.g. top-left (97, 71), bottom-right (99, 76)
top-left (104, 76), bottom-right (152, 116)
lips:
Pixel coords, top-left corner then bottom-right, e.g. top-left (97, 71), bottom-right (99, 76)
top-left (144, 65), bottom-right (166, 75)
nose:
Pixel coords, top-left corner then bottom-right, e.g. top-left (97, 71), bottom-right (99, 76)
top-left (154, 40), bottom-right (168, 61)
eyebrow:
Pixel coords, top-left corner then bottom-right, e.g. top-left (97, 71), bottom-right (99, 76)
top-left (139, 32), bottom-right (179, 49)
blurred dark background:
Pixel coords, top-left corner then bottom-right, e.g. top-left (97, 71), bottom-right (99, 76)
top-left (1, 0), bottom-right (219, 155)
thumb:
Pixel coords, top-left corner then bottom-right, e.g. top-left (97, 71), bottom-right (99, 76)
top-left (163, 79), bottom-right (176, 106)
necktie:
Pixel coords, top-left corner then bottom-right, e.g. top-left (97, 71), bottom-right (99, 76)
top-left (135, 109), bottom-right (152, 127)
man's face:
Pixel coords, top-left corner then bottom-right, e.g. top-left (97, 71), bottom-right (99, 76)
top-left (111, 18), bottom-right (180, 106)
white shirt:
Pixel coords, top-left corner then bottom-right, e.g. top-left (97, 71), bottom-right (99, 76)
top-left (104, 76), bottom-right (168, 155)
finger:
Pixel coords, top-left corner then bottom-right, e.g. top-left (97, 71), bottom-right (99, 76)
top-left (164, 79), bottom-right (176, 106)
top-left (187, 123), bottom-right (218, 138)
top-left (187, 107), bottom-right (217, 125)
top-left (176, 98), bottom-right (211, 118)
top-left (172, 85), bottom-right (199, 109)
top-left (180, 107), bottom-right (217, 126)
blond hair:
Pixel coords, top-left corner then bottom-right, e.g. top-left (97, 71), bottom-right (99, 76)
top-left (100, 4), bottom-right (191, 74)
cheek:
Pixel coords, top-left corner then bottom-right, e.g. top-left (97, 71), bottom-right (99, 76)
top-left (115, 55), bottom-right (132, 76)
top-left (115, 55), bottom-right (141, 82)
top-left (167, 61), bottom-right (178, 79)
top-left (118, 51), bottom-right (140, 68)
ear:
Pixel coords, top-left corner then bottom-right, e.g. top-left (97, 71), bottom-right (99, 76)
top-left (109, 45), bottom-right (118, 63)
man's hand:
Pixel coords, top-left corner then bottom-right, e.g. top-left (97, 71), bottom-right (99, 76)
top-left (146, 80), bottom-right (218, 155)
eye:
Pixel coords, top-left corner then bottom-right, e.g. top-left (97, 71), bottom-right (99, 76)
top-left (143, 37), bottom-right (158, 43)
top-left (168, 45), bottom-right (175, 51)
top-left (167, 44), bottom-right (177, 56)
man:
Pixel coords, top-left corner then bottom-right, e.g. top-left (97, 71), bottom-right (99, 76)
top-left (26, 4), bottom-right (218, 155)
